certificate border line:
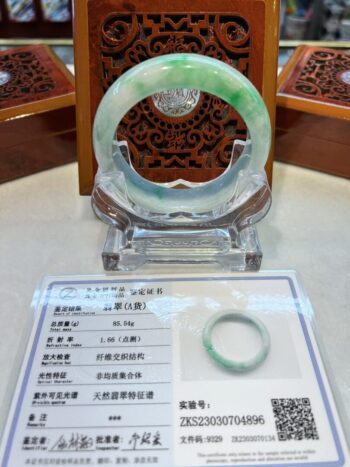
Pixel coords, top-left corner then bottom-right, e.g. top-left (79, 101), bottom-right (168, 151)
top-left (2, 281), bottom-right (53, 467)
top-left (1, 275), bottom-right (345, 467)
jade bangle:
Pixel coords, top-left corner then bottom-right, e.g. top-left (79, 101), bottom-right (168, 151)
top-left (202, 311), bottom-right (270, 372)
top-left (93, 53), bottom-right (271, 214)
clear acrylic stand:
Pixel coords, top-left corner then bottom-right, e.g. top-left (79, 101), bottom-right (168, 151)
top-left (101, 224), bottom-right (264, 271)
top-left (92, 140), bottom-right (271, 272)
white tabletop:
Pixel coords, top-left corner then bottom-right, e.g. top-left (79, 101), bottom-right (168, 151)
top-left (0, 161), bottom-right (349, 438)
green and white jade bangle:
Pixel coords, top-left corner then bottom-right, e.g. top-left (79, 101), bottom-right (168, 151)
top-left (93, 53), bottom-right (271, 215)
top-left (202, 311), bottom-right (270, 372)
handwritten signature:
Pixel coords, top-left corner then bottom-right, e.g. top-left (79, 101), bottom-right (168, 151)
top-left (50, 433), bottom-right (94, 451)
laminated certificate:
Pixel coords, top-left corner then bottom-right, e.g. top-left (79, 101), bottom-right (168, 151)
top-left (0, 272), bottom-right (349, 466)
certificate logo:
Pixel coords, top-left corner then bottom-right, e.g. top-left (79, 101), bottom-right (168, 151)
top-left (59, 287), bottom-right (78, 300)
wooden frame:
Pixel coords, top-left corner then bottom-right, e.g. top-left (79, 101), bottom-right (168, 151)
top-left (0, 44), bottom-right (75, 120)
top-left (0, 44), bottom-right (76, 183)
top-left (74, 0), bottom-right (280, 195)
top-left (277, 45), bottom-right (350, 120)
top-left (275, 45), bottom-right (350, 178)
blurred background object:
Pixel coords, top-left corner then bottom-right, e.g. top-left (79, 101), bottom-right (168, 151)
top-left (1, 1), bottom-right (350, 42)
top-left (280, 0), bottom-right (350, 40)
top-left (0, 0), bottom-right (72, 38)
top-left (0, 0), bottom-right (349, 67)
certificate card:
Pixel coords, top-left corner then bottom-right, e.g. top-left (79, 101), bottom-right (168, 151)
top-left (0, 272), bottom-right (348, 466)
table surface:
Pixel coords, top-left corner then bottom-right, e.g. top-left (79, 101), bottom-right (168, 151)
top-left (0, 161), bottom-right (349, 441)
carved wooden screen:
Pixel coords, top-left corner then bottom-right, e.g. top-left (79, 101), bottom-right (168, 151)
top-left (75, 0), bottom-right (279, 193)
top-left (0, 45), bottom-right (74, 110)
top-left (276, 46), bottom-right (350, 179)
top-left (278, 47), bottom-right (350, 108)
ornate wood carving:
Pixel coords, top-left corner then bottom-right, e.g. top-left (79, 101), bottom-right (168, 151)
top-left (276, 46), bottom-right (350, 179)
top-left (89, 6), bottom-right (265, 183)
top-left (0, 45), bottom-right (76, 183)
top-left (100, 13), bottom-right (256, 183)
top-left (0, 45), bottom-right (74, 110)
top-left (75, 0), bottom-right (279, 194)
top-left (279, 47), bottom-right (350, 108)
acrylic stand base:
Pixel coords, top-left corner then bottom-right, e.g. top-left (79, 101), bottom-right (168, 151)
top-left (102, 224), bottom-right (263, 272)
top-left (92, 139), bottom-right (271, 273)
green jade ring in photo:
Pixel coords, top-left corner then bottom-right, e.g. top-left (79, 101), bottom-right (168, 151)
top-left (93, 53), bottom-right (271, 215)
top-left (202, 311), bottom-right (270, 372)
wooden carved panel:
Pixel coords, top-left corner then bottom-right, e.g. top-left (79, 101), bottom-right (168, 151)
top-left (279, 47), bottom-right (350, 108)
top-left (0, 45), bottom-right (74, 110)
top-left (88, 6), bottom-right (265, 183)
